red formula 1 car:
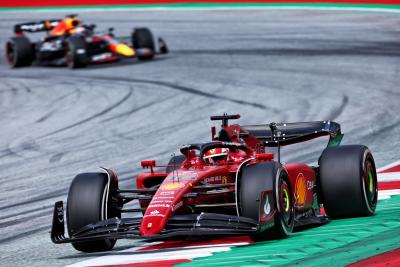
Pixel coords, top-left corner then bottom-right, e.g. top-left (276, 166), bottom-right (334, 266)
top-left (51, 114), bottom-right (378, 252)
top-left (5, 15), bottom-right (168, 68)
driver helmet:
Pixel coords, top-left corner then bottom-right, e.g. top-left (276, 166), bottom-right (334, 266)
top-left (66, 18), bottom-right (81, 33)
top-left (204, 148), bottom-right (229, 164)
top-left (50, 17), bottom-right (81, 36)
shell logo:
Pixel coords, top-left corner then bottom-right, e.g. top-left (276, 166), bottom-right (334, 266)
top-left (161, 182), bottom-right (184, 190)
top-left (295, 173), bottom-right (307, 206)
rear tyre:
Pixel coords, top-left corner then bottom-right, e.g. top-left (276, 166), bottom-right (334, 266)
top-left (6, 36), bottom-right (33, 67)
top-left (65, 36), bottom-right (87, 69)
top-left (239, 162), bottom-right (294, 239)
top-left (67, 172), bottom-right (120, 252)
top-left (166, 155), bottom-right (186, 173)
top-left (319, 145), bottom-right (378, 218)
top-left (132, 28), bottom-right (155, 60)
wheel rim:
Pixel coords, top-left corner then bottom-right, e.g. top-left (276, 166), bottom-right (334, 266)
top-left (279, 176), bottom-right (293, 227)
top-left (6, 43), bottom-right (15, 64)
top-left (282, 187), bottom-right (290, 213)
top-left (65, 44), bottom-right (73, 67)
top-left (363, 158), bottom-right (377, 209)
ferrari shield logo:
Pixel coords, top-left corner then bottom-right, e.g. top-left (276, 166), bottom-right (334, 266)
top-left (161, 182), bottom-right (184, 190)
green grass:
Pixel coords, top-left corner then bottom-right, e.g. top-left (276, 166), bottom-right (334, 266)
top-left (180, 195), bottom-right (400, 266)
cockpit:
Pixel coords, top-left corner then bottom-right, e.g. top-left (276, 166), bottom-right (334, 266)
top-left (180, 141), bottom-right (252, 166)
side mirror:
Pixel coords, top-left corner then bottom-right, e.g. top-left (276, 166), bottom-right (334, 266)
top-left (141, 160), bottom-right (156, 169)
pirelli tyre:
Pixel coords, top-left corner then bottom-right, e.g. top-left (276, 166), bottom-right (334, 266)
top-left (318, 145), bottom-right (378, 219)
top-left (132, 28), bottom-right (155, 60)
top-left (65, 36), bottom-right (88, 68)
top-left (238, 162), bottom-right (294, 239)
top-left (6, 36), bottom-right (34, 67)
top-left (66, 172), bottom-right (121, 252)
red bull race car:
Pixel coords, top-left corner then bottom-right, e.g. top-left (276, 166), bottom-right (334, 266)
top-left (5, 15), bottom-right (168, 68)
top-left (51, 114), bottom-right (378, 252)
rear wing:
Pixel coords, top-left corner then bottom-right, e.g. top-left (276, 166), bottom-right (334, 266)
top-left (14, 20), bottom-right (60, 33)
top-left (241, 121), bottom-right (343, 147)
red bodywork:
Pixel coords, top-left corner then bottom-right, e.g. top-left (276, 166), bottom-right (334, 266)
top-left (136, 119), bottom-right (316, 237)
top-left (50, 115), bottom-right (344, 248)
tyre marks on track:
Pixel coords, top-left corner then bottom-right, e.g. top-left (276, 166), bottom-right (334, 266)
top-left (0, 188), bottom-right (67, 211)
top-left (67, 75), bottom-right (270, 111)
top-left (173, 40), bottom-right (400, 57)
top-left (326, 95), bottom-right (349, 120)
top-left (36, 88), bottom-right (81, 123)
top-left (0, 225), bottom-right (50, 245)
top-left (43, 86), bottom-right (134, 137)
top-left (101, 95), bottom-right (174, 123)
top-left (3, 73), bottom-right (269, 111)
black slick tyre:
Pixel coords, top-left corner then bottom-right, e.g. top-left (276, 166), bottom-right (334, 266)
top-left (318, 145), bottom-right (378, 219)
top-left (65, 36), bottom-right (87, 68)
top-left (132, 28), bottom-right (155, 60)
top-left (6, 36), bottom-right (33, 67)
top-left (239, 162), bottom-right (294, 239)
top-left (67, 172), bottom-right (120, 252)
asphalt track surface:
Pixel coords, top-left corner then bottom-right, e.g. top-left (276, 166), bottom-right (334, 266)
top-left (0, 8), bottom-right (400, 267)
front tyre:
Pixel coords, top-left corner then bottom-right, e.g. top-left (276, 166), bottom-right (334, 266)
top-left (132, 28), bottom-right (155, 60)
top-left (65, 36), bottom-right (88, 69)
top-left (67, 172), bottom-right (120, 252)
top-left (319, 145), bottom-right (378, 218)
top-left (239, 162), bottom-right (294, 239)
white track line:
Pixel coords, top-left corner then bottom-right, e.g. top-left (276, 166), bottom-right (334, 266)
top-left (378, 189), bottom-right (400, 200)
top-left (377, 160), bottom-right (400, 173)
top-left (378, 172), bottom-right (400, 182)
top-left (66, 246), bottom-right (233, 267)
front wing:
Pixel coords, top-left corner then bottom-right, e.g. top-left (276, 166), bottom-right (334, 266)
top-left (51, 201), bottom-right (259, 244)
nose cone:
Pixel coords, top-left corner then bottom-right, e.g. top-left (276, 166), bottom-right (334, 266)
top-left (140, 210), bottom-right (170, 236)
top-left (140, 180), bottom-right (188, 236)
top-left (113, 43), bottom-right (135, 57)
top-left (139, 171), bottom-right (200, 236)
